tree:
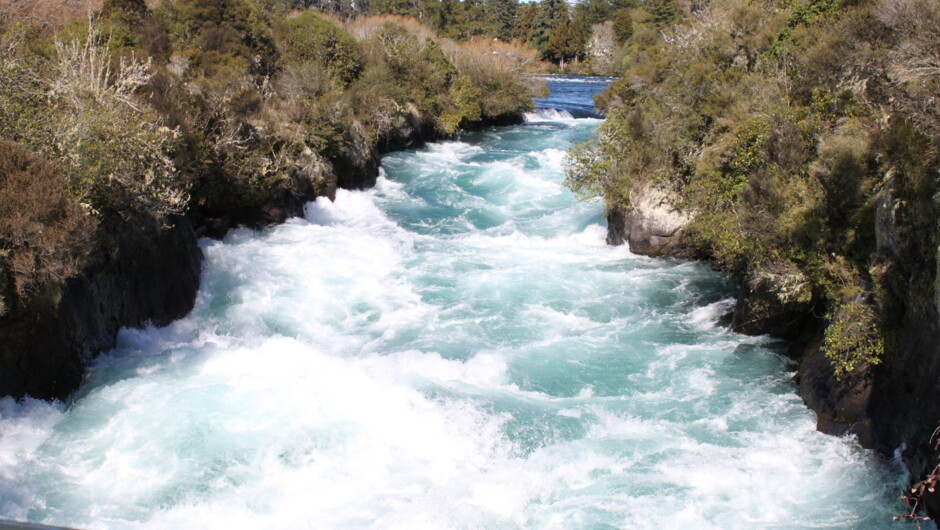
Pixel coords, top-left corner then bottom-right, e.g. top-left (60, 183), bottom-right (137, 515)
top-left (512, 2), bottom-right (539, 41)
top-left (527, 0), bottom-right (568, 57)
top-left (644, 0), bottom-right (677, 27)
top-left (486, 0), bottom-right (519, 41)
top-left (101, 0), bottom-right (148, 18)
top-left (547, 16), bottom-right (588, 64)
top-left (613, 7), bottom-right (632, 43)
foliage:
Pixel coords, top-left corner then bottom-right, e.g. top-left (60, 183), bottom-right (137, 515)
top-left (0, 140), bottom-right (95, 315)
top-left (526, 0), bottom-right (567, 58)
top-left (565, 0), bottom-right (940, 379)
top-left (613, 8), bottom-right (632, 44)
top-left (0, 4), bottom-right (537, 313)
top-left (546, 16), bottom-right (588, 64)
top-left (275, 12), bottom-right (361, 84)
top-left (51, 20), bottom-right (187, 224)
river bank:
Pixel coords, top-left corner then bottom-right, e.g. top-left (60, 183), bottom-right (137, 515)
top-left (0, 7), bottom-right (537, 401)
top-left (0, 75), bottom-right (906, 529)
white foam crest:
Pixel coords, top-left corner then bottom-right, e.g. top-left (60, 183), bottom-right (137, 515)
top-left (453, 225), bottom-right (616, 263)
top-left (524, 108), bottom-right (575, 122)
top-left (7, 337), bottom-right (531, 529)
top-left (355, 350), bottom-right (510, 389)
top-left (531, 148), bottom-right (568, 174)
top-left (0, 398), bottom-right (64, 520)
top-left (530, 75), bottom-right (619, 84)
top-left (303, 188), bottom-right (398, 231)
top-left (687, 297), bottom-right (736, 330)
top-left (419, 140), bottom-right (483, 164)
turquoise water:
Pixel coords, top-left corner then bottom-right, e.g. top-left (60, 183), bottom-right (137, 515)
top-left (0, 77), bottom-right (905, 529)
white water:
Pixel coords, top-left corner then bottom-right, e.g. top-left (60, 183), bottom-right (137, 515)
top-left (524, 108), bottom-right (575, 122)
top-left (0, 83), bottom-right (906, 529)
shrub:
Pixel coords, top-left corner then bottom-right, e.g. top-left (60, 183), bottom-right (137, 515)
top-left (275, 11), bottom-right (361, 84)
top-left (50, 19), bottom-right (187, 225)
top-left (0, 140), bottom-right (95, 315)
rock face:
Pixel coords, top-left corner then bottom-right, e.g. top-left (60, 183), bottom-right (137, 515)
top-left (732, 261), bottom-right (813, 340)
top-left (0, 111), bottom-right (528, 401)
top-left (0, 215), bottom-right (202, 400)
top-left (794, 327), bottom-right (877, 447)
top-left (606, 186), bottom-right (693, 257)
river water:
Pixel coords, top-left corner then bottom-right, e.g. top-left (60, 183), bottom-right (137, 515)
top-left (0, 77), bottom-right (906, 528)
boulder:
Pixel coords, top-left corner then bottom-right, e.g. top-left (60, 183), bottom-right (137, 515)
top-left (606, 185), bottom-right (693, 258)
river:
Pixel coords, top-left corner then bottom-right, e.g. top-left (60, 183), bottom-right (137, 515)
top-left (0, 76), bottom-right (906, 528)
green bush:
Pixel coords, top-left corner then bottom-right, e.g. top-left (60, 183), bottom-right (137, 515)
top-left (275, 12), bottom-right (362, 84)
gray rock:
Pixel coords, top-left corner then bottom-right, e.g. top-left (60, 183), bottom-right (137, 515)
top-left (606, 185), bottom-right (693, 258)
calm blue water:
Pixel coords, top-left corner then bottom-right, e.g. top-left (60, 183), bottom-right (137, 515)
top-left (0, 77), bottom-right (905, 529)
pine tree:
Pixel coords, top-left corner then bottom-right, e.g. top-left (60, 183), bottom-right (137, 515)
top-left (485, 0), bottom-right (519, 41)
top-left (547, 15), bottom-right (588, 64)
top-left (644, 0), bottom-right (677, 27)
top-left (512, 2), bottom-right (539, 41)
top-left (613, 7), bottom-right (632, 43)
top-left (527, 0), bottom-right (568, 57)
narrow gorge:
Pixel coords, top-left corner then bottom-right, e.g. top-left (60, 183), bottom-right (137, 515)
top-left (0, 77), bottom-right (907, 529)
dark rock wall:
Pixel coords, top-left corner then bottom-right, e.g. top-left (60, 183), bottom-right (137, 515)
top-left (0, 215), bottom-right (202, 400)
top-left (0, 112), bottom-right (526, 401)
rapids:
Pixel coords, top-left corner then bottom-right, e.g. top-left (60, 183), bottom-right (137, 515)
top-left (0, 76), bottom-right (906, 529)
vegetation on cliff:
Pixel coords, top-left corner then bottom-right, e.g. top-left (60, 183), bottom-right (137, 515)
top-left (0, 0), bottom-right (537, 322)
top-left (1, 0), bottom-right (648, 74)
top-left (566, 0), bottom-right (938, 380)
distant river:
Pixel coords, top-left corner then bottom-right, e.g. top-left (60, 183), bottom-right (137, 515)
top-left (0, 76), bottom-right (905, 528)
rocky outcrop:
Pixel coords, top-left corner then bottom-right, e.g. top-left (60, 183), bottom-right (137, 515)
top-left (732, 261), bottom-right (814, 340)
top-left (793, 325), bottom-right (877, 447)
top-left (606, 185), bottom-right (694, 257)
top-left (0, 215), bottom-right (202, 400)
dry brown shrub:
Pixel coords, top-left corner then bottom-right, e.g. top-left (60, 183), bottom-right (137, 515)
top-left (877, 0), bottom-right (940, 83)
top-left (0, 140), bottom-right (95, 312)
top-left (345, 14), bottom-right (437, 43)
top-left (0, 0), bottom-right (101, 30)
top-left (445, 36), bottom-right (546, 75)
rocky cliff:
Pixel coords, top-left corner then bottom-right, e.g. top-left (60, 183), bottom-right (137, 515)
top-left (0, 215), bottom-right (202, 400)
top-left (607, 179), bottom-right (940, 515)
top-left (0, 113), bottom-right (524, 402)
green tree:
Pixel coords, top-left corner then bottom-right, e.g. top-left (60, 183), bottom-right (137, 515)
top-left (527, 0), bottom-right (568, 56)
top-left (101, 0), bottom-right (148, 18)
top-left (547, 16), bottom-right (588, 64)
top-left (573, 0), bottom-right (612, 25)
top-left (644, 0), bottom-right (677, 27)
top-left (486, 0), bottom-right (519, 41)
top-left (613, 7), bottom-right (632, 43)
top-left (513, 2), bottom-right (539, 41)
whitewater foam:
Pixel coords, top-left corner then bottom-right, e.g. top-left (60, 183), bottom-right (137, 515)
top-left (524, 108), bottom-right (575, 122)
top-left (0, 77), bottom-right (906, 529)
